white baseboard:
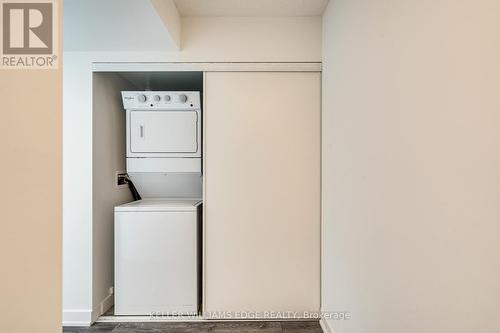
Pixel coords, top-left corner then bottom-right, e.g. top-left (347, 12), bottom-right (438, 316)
top-left (64, 293), bottom-right (114, 327)
top-left (97, 315), bottom-right (204, 323)
top-left (320, 318), bottom-right (334, 333)
top-left (62, 309), bottom-right (93, 327)
top-left (91, 292), bottom-right (115, 323)
top-left (101, 292), bottom-right (114, 314)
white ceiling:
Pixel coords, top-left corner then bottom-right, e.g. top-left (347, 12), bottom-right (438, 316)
top-left (173, 0), bottom-right (329, 17)
top-left (63, 0), bottom-right (328, 52)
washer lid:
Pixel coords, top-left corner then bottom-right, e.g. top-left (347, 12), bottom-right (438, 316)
top-left (115, 198), bottom-right (202, 212)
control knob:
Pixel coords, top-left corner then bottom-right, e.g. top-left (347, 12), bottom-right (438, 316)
top-left (153, 95), bottom-right (161, 102)
top-left (164, 95), bottom-right (171, 102)
top-left (179, 94), bottom-right (188, 103)
top-left (137, 94), bottom-right (147, 102)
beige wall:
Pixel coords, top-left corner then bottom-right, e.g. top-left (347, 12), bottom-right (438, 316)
top-left (0, 1), bottom-right (62, 332)
top-left (92, 73), bottom-right (134, 320)
top-left (180, 16), bottom-right (322, 62)
top-left (322, 0), bottom-right (500, 332)
top-left (150, 0), bottom-right (181, 49)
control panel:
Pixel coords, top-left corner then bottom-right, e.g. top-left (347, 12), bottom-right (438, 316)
top-left (121, 91), bottom-right (201, 110)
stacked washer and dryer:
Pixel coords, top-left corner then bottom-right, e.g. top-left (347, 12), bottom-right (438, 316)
top-left (114, 91), bottom-right (202, 315)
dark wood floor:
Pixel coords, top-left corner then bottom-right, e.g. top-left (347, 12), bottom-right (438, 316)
top-left (63, 321), bottom-right (323, 333)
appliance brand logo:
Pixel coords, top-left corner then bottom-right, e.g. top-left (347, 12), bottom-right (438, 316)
top-left (1, 0), bottom-right (58, 69)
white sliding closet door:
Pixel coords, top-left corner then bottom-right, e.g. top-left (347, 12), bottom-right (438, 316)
top-left (204, 72), bottom-right (321, 317)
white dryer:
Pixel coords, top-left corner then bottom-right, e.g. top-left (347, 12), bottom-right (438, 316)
top-left (114, 199), bottom-right (201, 315)
top-left (121, 91), bottom-right (202, 199)
top-left (122, 91), bottom-right (202, 173)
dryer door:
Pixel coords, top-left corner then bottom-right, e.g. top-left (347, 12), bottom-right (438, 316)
top-left (130, 110), bottom-right (199, 154)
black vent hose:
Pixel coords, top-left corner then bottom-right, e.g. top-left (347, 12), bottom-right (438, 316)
top-left (125, 175), bottom-right (142, 201)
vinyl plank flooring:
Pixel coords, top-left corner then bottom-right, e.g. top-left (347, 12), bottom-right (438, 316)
top-left (281, 321), bottom-right (323, 333)
top-left (63, 320), bottom-right (323, 333)
top-left (112, 322), bottom-right (210, 333)
top-left (62, 323), bottom-right (119, 332)
top-left (206, 321), bottom-right (281, 333)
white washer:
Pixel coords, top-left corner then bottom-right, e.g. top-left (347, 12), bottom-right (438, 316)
top-left (114, 199), bottom-right (201, 315)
